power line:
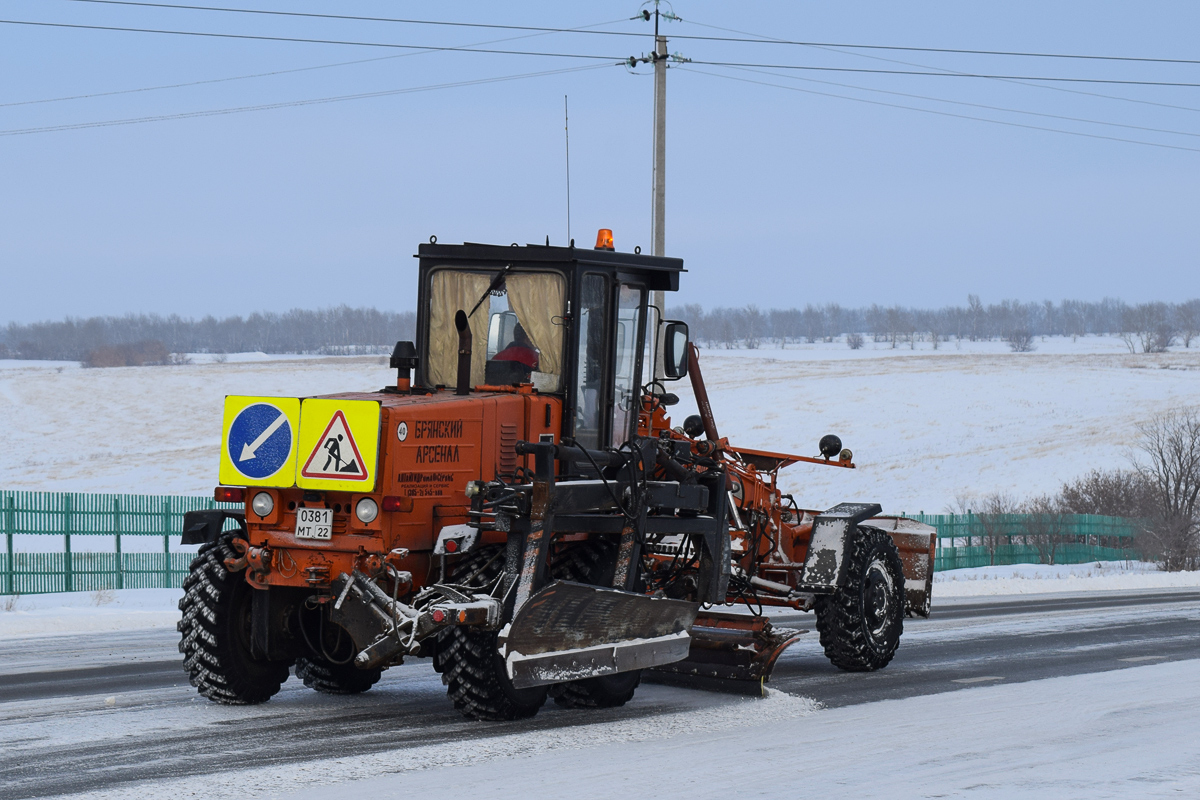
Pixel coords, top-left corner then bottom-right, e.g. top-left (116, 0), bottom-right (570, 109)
top-left (0, 64), bottom-right (609, 136)
top-left (59, 0), bottom-right (652, 38)
top-left (679, 66), bottom-right (1200, 153)
top-left (683, 18), bottom-right (1200, 115)
top-left (676, 19), bottom-right (1200, 67)
top-left (9, 7), bottom-right (1200, 148)
top-left (0, 57), bottom-right (397, 108)
top-left (58, 0), bottom-right (1200, 68)
top-left (686, 60), bottom-right (1200, 89)
top-left (0, 17), bottom-right (629, 107)
top-left (0, 18), bottom-right (626, 60)
top-left (722, 64), bottom-right (1200, 139)
top-left (7, 17), bottom-right (1200, 89)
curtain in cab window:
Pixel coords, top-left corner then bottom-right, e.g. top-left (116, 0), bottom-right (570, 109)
top-left (505, 272), bottom-right (566, 391)
top-left (428, 271), bottom-right (491, 387)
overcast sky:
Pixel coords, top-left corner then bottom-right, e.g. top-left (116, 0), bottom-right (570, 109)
top-left (2, 1), bottom-right (1198, 324)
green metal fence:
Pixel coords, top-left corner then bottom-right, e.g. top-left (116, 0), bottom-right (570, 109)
top-left (1, 492), bottom-right (1146, 595)
top-left (911, 512), bottom-right (1141, 571)
top-left (2, 491), bottom-right (239, 595)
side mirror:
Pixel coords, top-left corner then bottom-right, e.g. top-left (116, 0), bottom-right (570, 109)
top-left (661, 321), bottom-right (690, 380)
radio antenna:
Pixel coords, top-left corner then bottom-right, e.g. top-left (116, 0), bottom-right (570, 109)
top-left (564, 94), bottom-right (571, 245)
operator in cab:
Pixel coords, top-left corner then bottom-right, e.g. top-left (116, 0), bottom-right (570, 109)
top-left (492, 323), bottom-right (539, 376)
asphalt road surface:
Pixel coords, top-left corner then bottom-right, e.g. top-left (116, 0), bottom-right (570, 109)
top-left (2, 589), bottom-right (1198, 799)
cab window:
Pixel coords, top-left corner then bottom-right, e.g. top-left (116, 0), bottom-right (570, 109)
top-left (610, 284), bottom-right (645, 447)
top-left (427, 269), bottom-right (565, 391)
top-left (573, 274), bottom-right (608, 450)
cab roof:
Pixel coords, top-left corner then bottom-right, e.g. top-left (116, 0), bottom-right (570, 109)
top-left (415, 239), bottom-right (686, 292)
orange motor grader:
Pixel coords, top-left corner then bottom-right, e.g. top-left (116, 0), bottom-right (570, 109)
top-left (179, 231), bottom-right (935, 720)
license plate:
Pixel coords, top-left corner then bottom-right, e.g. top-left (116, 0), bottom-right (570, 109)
top-left (295, 507), bottom-right (333, 540)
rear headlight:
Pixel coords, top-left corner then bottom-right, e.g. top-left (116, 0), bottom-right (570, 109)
top-left (355, 497), bottom-right (379, 523)
top-left (215, 486), bottom-right (244, 503)
top-left (251, 492), bottom-right (274, 517)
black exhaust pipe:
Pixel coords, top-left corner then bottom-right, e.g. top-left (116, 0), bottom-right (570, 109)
top-left (455, 309), bottom-right (472, 396)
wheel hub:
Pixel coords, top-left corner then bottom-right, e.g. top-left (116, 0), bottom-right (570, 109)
top-left (863, 559), bottom-right (894, 637)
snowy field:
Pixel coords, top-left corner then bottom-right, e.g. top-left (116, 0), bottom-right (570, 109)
top-left (1, 337), bottom-right (1197, 514)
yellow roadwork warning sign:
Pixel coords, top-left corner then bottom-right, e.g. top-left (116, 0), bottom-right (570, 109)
top-left (219, 396), bottom-right (301, 487)
top-left (297, 398), bottom-right (381, 491)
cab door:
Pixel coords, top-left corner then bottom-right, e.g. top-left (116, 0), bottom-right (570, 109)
top-left (609, 283), bottom-right (646, 448)
top-left (569, 276), bottom-right (647, 451)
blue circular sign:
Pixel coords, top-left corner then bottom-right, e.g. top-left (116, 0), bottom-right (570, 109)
top-left (228, 403), bottom-right (292, 480)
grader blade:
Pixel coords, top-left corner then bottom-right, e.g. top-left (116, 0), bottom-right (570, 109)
top-left (648, 610), bottom-right (805, 694)
top-left (498, 581), bottom-right (698, 689)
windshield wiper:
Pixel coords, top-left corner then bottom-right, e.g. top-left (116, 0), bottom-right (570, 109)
top-left (468, 264), bottom-right (513, 319)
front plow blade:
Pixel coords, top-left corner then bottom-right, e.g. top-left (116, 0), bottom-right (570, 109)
top-left (648, 610), bottom-right (805, 694)
top-left (498, 581), bottom-right (698, 689)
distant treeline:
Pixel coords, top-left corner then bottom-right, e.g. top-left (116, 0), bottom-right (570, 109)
top-left (670, 296), bottom-right (1200, 352)
top-left (0, 306), bottom-right (416, 362)
top-left (5, 296), bottom-right (1200, 363)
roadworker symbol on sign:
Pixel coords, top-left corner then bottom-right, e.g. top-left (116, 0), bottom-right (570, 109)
top-left (227, 403), bottom-right (292, 480)
top-left (301, 410), bottom-right (369, 481)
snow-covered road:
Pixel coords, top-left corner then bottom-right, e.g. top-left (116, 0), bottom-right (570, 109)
top-left (1, 589), bottom-right (1196, 799)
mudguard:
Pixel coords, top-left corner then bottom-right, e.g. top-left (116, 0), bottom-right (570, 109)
top-left (797, 502), bottom-right (883, 592)
top-left (181, 509), bottom-right (246, 545)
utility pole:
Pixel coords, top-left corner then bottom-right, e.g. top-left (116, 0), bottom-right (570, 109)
top-left (631, 4), bottom-right (684, 381)
top-left (649, 4), bottom-right (673, 380)
top-left (652, 17), bottom-right (667, 261)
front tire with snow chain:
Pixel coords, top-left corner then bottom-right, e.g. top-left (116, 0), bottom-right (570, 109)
top-left (814, 527), bottom-right (905, 672)
top-left (433, 545), bottom-right (547, 721)
top-left (177, 533), bottom-right (291, 704)
top-left (547, 538), bottom-right (641, 709)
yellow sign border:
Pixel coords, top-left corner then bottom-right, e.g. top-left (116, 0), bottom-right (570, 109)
top-left (296, 398), bottom-right (381, 492)
top-left (219, 396), bottom-right (301, 488)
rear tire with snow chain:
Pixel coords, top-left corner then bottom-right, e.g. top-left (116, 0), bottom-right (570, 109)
top-left (814, 527), bottom-right (905, 672)
top-left (547, 538), bottom-right (641, 709)
top-left (177, 533), bottom-right (291, 704)
top-left (433, 545), bottom-right (547, 721)
top-left (295, 656), bottom-right (382, 695)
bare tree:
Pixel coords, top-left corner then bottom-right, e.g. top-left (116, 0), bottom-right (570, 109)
top-left (1058, 468), bottom-right (1156, 518)
top-left (742, 305), bottom-right (763, 349)
top-left (1023, 495), bottom-right (1068, 565)
top-left (1006, 330), bottom-right (1036, 352)
top-left (1177, 299), bottom-right (1200, 348)
top-left (1121, 302), bottom-right (1175, 354)
top-left (976, 492), bottom-right (1020, 566)
top-left (1132, 408), bottom-right (1200, 571)
top-left (967, 294), bottom-right (985, 341)
top-left (846, 332), bottom-right (864, 350)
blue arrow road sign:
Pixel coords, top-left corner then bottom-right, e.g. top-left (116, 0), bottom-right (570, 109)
top-left (228, 403), bottom-right (292, 480)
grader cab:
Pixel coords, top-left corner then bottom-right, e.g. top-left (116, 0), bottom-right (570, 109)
top-left (180, 232), bottom-right (935, 720)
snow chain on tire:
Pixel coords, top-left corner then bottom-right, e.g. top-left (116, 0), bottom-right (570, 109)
top-left (295, 656), bottom-right (382, 695)
top-left (546, 539), bottom-right (641, 710)
top-left (814, 526), bottom-right (905, 672)
top-left (433, 545), bottom-right (548, 721)
top-left (177, 533), bottom-right (291, 704)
